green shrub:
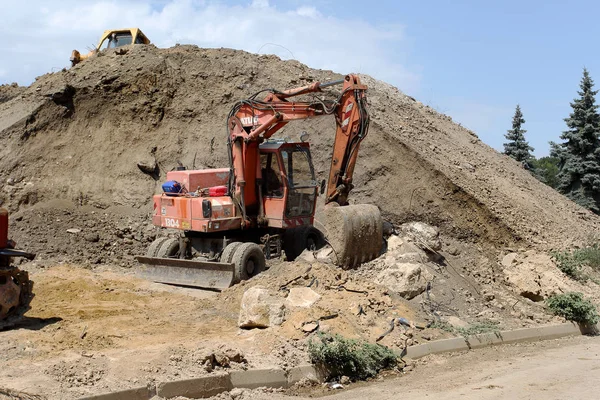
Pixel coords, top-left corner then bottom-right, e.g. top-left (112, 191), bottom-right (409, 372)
top-left (308, 333), bottom-right (398, 381)
top-left (579, 244), bottom-right (600, 270)
top-left (551, 250), bottom-right (588, 281)
top-left (546, 292), bottom-right (599, 325)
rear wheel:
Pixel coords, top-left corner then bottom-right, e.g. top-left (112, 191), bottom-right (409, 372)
top-left (283, 226), bottom-right (323, 261)
top-left (232, 242), bottom-right (265, 283)
top-left (156, 238), bottom-right (179, 258)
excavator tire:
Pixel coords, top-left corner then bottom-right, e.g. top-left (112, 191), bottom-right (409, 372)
top-left (156, 238), bottom-right (179, 258)
top-left (146, 237), bottom-right (171, 257)
top-left (319, 204), bottom-right (383, 269)
top-left (221, 242), bottom-right (242, 264)
top-left (0, 267), bottom-right (34, 330)
top-left (283, 226), bottom-right (324, 261)
top-left (232, 242), bottom-right (265, 283)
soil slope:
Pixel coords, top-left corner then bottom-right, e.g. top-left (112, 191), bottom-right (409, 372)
top-left (1, 44), bottom-right (598, 255)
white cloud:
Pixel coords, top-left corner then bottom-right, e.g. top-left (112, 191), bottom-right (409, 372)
top-left (0, 0), bottom-right (418, 92)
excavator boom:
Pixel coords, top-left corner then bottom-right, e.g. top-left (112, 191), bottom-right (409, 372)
top-left (227, 74), bottom-right (381, 267)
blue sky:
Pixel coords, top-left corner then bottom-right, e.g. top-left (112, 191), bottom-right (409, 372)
top-left (2, 0), bottom-right (599, 156)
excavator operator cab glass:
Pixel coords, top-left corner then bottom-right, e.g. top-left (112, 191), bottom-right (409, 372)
top-left (282, 147), bottom-right (317, 218)
top-left (260, 153), bottom-right (283, 198)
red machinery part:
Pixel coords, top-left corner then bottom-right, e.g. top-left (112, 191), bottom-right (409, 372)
top-left (208, 186), bottom-right (228, 197)
top-left (0, 208), bottom-right (8, 249)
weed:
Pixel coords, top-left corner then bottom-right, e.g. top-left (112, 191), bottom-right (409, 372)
top-left (308, 333), bottom-right (398, 381)
top-left (551, 244), bottom-right (600, 282)
top-left (455, 320), bottom-right (501, 337)
top-left (551, 250), bottom-right (588, 281)
top-left (546, 292), bottom-right (599, 325)
top-left (429, 319), bottom-right (501, 338)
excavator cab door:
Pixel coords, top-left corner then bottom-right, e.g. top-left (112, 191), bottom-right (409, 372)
top-left (281, 146), bottom-right (317, 218)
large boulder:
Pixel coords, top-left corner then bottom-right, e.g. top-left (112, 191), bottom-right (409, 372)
top-left (375, 262), bottom-right (433, 299)
top-left (238, 287), bottom-right (285, 329)
top-left (399, 222), bottom-right (442, 252)
top-left (385, 235), bottom-right (427, 264)
top-left (502, 251), bottom-right (576, 302)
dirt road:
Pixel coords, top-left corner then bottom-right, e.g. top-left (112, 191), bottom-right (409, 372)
top-left (273, 335), bottom-right (600, 400)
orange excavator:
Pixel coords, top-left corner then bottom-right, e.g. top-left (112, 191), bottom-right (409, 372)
top-left (137, 74), bottom-right (382, 290)
top-left (0, 208), bottom-right (35, 329)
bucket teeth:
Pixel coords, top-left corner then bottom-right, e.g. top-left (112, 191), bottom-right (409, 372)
top-left (320, 204), bottom-right (383, 268)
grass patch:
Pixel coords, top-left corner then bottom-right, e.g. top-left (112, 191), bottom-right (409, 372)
top-left (551, 244), bottom-right (600, 282)
top-left (546, 292), bottom-right (599, 325)
top-left (429, 319), bottom-right (501, 338)
top-left (308, 333), bottom-right (398, 381)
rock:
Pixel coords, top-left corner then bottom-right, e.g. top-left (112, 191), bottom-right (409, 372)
top-left (298, 249), bottom-right (316, 263)
top-left (302, 322), bottom-right (319, 333)
top-left (385, 236), bottom-right (427, 264)
top-left (447, 245), bottom-right (461, 256)
top-left (238, 287), bottom-right (285, 329)
top-left (386, 235), bottom-right (404, 252)
top-left (375, 263), bottom-right (433, 299)
top-left (502, 252), bottom-right (574, 302)
top-left (223, 348), bottom-right (246, 364)
top-left (66, 228), bottom-right (81, 234)
top-left (213, 352), bottom-right (230, 368)
top-left (399, 222), bottom-right (442, 251)
top-left (340, 376), bottom-right (351, 385)
top-left (443, 316), bottom-right (469, 329)
top-left (84, 233), bottom-right (100, 243)
top-left (137, 159), bottom-right (158, 175)
top-left (315, 246), bottom-right (334, 264)
top-left (285, 287), bottom-right (321, 308)
top-left (501, 252), bottom-right (518, 268)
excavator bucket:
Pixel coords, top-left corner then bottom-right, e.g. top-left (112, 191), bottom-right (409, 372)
top-left (135, 256), bottom-right (235, 291)
top-left (319, 204), bottom-right (383, 268)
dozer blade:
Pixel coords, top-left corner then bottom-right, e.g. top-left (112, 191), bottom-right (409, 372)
top-left (320, 204), bottom-right (383, 268)
top-left (136, 256), bottom-right (235, 291)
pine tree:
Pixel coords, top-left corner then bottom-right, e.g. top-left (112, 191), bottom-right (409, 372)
top-left (504, 105), bottom-right (534, 168)
top-left (551, 68), bottom-right (600, 214)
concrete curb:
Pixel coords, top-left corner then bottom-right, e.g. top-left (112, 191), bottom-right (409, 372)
top-left (78, 322), bottom-right (597, 399)
top-left (405, 321), bottom-right (597, 359)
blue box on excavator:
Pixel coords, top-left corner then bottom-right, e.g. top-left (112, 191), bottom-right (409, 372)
top-left (162, 180), bottom-right (182, 196)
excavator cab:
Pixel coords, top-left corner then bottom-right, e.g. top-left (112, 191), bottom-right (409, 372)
top-left (259, 141), bottom-right (318, 228)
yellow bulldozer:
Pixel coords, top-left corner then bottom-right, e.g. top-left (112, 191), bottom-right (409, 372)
top-left (70, 28), bottom-right (150, 66)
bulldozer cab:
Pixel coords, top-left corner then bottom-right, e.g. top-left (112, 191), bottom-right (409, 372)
top-left (259, 141), bottom-right (318, 227)
top-left (98, 28), bottom-right (149, 51)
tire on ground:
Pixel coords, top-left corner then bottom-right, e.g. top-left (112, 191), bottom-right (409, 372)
top-left (220, 241), bottom-right (242, 264)
top-left (156, 238), bottom-right (180, 258)
top-left (232, 242), bottom-right (265, 283)
top-left (146, 237), bottom-right (170, 257)
top-left (283, 226), bottom-right (324, 261)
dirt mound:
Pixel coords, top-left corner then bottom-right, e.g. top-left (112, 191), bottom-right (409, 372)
top-left (0, 44), bottom-right (598, 255)
top-left (0, 83), bottom-right (25, 104)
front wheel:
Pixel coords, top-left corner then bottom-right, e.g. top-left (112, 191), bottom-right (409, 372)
top-left (232, 243), bottom-right (266, 283)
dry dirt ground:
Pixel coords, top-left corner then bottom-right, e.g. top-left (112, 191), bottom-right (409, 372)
top-left (1, 44), bottom-right (600, 398)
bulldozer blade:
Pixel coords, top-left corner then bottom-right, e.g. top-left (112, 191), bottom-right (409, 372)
top-left (319, 204), bottom-right (383, 269)
top-left (136, 256), bottom-right (235, 291)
